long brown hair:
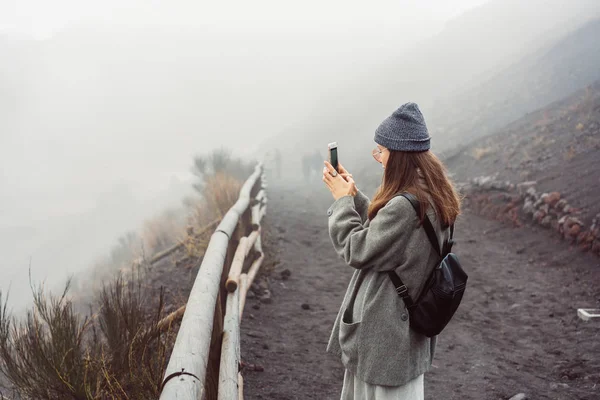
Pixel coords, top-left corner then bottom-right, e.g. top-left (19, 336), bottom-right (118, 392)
top-left (367, 150), bottom-right (461, 226)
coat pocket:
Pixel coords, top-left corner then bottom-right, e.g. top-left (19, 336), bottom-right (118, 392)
top-left (339, 309), bottom-right (361, 366)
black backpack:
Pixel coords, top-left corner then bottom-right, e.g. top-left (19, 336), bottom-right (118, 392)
top-left (387, 193), bottom-right (468, 337)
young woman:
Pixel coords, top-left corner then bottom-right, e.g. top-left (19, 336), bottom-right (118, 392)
top-left (322, 102), bottom-right (461, 400)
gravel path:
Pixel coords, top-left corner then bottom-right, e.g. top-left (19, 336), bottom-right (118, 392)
top-left (240, 181), bottom-right (600, 400)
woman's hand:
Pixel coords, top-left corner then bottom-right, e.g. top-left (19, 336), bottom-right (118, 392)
top-left (323, 161), bottom-right (358, 200)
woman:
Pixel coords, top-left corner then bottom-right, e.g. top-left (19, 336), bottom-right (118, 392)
top-left (322, 102), bottom-right (461, 400)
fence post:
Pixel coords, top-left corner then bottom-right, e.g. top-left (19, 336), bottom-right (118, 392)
top-left (160, 164), bottom-right (262, 400)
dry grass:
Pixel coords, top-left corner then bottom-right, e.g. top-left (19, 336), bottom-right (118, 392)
top-left (0, 272), bottom-right (175, 400)
top-left (0, 150), bottom-right (257, 399)
top-left (141, 208), bottom-right (186, 254)
top-left (472, 146), bottom-right (493, 160)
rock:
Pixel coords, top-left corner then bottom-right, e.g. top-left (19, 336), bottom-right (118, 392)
top-left (540, 204), bottom-right (550, 214)
top-left (522, 199), bottom-right (535, 215)
top-left (563, 205), bottom-right (572, 214)
top-left (544, 192), bottom-right (561, 207)
top-left (252, 303), bottom-right (261, 310)
top-left (592, 239), bottom-right (600, 255)
top-left (526, 187), bottom-right (537, 199)
top-left (517, 181), bottom-right (537, 195)
top-left (247, 290), bottom-right (257, 299)
top-left (516, 247), bottom-right (526, 254)
top-left (567, 223), bottom-right (581, 239)
top-left (260, 289), bottom-right (272, 304)
top-left (541, 215), bottom-right (553, 228)
top-left (301, 303), bottom-right (311, 310)
top-left (533, 210), bottom-right (546, 223)
top-left (256, 279), bottom-right (270, 292)
top-left (558, 215), bottom-right (568, 226)
top-left (555, 199), bottom-right (567, 210)
top-left (550, 382), bottom-right (569, 390)
top-left (280, 269), bottom-right (291, 280)
top-left (509, 394), bottom-right (528, 400)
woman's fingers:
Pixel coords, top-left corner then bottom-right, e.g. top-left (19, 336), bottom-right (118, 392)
top-left (338, 162), bottom-right (348, 174)
top-left (324, 160), bottom-right (338, 176)
top-left (322, 168), bottom-right (334, 184)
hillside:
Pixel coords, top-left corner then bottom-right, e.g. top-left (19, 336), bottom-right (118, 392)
top-left (259, 0), bottom-right (600, 162)
top-left (447, 81), bottom-right (600, 224)
top-left (431, 18), bottom-right (600, 152)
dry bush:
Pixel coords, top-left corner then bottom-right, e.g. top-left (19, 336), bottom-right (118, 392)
top-left (0, 272), bottom-right (175, 400)
top-left (183, 173), bottom-right (242, 259)
top-left (191, 148), bottom-right (254, 195)
top-left (203, 172), bottom-right (243, 218)
top-left (0, 150), bottom-right (258, 399)
top-left (141, 208), bottom-right (186, 254)
top-left (472, 146), bottom-right (493, 160)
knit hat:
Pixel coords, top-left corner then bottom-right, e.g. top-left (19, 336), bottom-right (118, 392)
top-left (374, 102), bottom-right (430, 152)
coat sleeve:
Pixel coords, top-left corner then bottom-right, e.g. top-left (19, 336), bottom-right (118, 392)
top-left (353, 189), bottom-right (371, 224)
top-left (327, 195), bottom-right (418, 271)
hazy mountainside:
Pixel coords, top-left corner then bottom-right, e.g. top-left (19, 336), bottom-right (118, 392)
top-left (262, 0), bottom-right (600, 164)
top-left (430, 18), bottom-right (600, 153)
top-left (391, 0), bottom-right (600, 101)
top-left (447, 80), bottom-right (600, 223)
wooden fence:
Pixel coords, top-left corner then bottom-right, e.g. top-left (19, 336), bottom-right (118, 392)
top-left (159, 163), bottom-right (268, 400)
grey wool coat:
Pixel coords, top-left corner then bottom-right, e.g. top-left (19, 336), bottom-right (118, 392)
top-left (326, 190), bottom-right (451, 387)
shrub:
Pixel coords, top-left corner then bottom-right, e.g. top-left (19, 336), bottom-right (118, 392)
top-left (0, 272), bottom-right (175, 400)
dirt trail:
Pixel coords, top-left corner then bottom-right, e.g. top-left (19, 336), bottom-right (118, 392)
top-left (240, 181), bottom-right (600, 400)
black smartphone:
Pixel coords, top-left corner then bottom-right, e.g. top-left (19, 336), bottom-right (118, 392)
top-left (328, 142), bottom-right (339, 172)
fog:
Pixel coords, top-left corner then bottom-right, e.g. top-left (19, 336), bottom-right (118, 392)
top-left (2, 0), bottom-right (600, 308)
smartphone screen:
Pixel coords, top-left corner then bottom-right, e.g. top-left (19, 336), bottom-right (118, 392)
top-left (329, 145), bottom-right (339, 172)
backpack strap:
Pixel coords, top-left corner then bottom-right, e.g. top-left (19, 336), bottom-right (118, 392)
top-left (387, 268), bottom-right (415, 308)
top-left (387, 193), bottom-right (452, 308)
top-left (397, 193), bottom-right (442, 257)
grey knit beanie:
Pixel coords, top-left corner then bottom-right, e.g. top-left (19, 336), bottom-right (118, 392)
top-left (374, 102), bottom-right (430, 152)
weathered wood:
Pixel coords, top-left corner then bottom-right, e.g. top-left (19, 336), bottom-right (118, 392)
top-left (245, 230), bottom-right (260, 256)
top-left (150, 218), bottom-right (220, 265)
top-left (259, 206), bottom-right (267, 222)
top-left (205, 288), bottom-right (224, 399)
top-left (217, 289), bottom-right (240, 400)
top-left (159, 232), bottom-right (229, 400)
top-left (245, 254), bottom-right (265, 290)
top-left (160, 164), bottom-right (262, 400)
top-left (156, 305), bottom-right (186, 333)
top-left (225, 237), bottom-right (249, 292)
top-left (238, 372), bottom-right (244, 400)
top-left (238, 273), bottom-right (249, 320)
top-left (578, 308), bottom-right (600, 321)
top-left (226, 230), bottom-right (262, 292)
top-left (251, 204), bottom-right (260, 230)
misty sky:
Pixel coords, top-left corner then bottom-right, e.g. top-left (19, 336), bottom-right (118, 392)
top-left (1, 0), bottom-right (496, 309)
top-left (1, 0), bottom-right (489, 39)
